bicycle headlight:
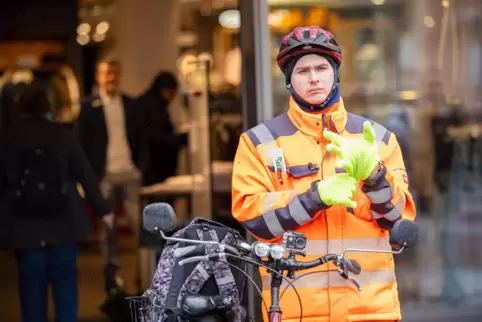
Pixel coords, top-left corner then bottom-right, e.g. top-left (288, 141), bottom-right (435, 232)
top-left (270, 245), bottom-right (285, 260)
top-left (253, 242), bottom-right (271, 258)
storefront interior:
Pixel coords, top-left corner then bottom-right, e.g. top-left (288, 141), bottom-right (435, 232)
top-left (1, 0), bottom-right (481, 321)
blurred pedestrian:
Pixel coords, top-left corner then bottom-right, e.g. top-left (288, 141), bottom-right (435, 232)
top-left (140, 71), bottom-right (188, 186)
top-left (76, 59), bottom-right (148, 293)
top-left (0, 81), bottom-right (113, 322)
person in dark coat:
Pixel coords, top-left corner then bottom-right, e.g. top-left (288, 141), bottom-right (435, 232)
top-left (76, 59), bottom-right (148, 297)
top-left (0, 82), bottom-right (113, 322)
top-left (140, 71), bottom-right (188, 186)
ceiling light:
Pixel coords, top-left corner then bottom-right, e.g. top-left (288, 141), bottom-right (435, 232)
top-left (77, 34), bottom-right (90, 46)
top-left (93, 33), bottom-right (106, 42)
top-left (96, 21), bottom-right (110, 34)
top-left (399, 91), bottom-right (418, 100)
top-left (77, 23), bottom-right (91, 35)
top-left (442, 0), bottom-right (449, 8)
top-left (218, 9), bottom-right (240, 29)
top-left (371, 0), bottom-right (385, 5)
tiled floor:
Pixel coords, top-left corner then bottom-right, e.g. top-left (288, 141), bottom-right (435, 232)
top-left (0, 237), bottom-right (138, 322)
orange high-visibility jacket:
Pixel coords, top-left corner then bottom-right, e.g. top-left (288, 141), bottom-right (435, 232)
top-left (232, 97), bottom-right (416, 322)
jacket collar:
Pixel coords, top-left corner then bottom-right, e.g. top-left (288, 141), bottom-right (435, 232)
top-left (90, 93), bottom-right (124, 109)
top-left (98, 90), bottom-right (122, 106)
top-left (287, 96), bottom-right (348, 137)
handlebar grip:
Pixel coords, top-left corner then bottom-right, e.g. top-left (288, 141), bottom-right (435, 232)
top-left (174, 244), bottom-right (206, 258)
top-left (178, 255), bottom-right (209, 266)
top-left (345, 258), bottom-right (361, 275)
top-left (224, 244), bottom-right (241, 256)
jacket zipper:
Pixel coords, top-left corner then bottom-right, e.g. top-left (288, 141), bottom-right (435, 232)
top-left (320, 114), bottom-right (329, 180)
top-left (321, 114), bottom-right (330, 267)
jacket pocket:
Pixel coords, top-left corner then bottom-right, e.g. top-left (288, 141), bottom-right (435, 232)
top-left (268, 163), bottom-right (320, 178)
top-left (267, 163), bottom-right (320, 189)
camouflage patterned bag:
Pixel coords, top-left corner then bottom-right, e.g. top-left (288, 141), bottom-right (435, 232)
top-left (143, 218), bottom-right (248, 322)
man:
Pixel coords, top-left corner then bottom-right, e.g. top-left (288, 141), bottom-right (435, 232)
top-left (232, 26), bottom-right (416, 322)
top-left (139, 71), bottom-right (188, 186)
top-left (76, 59), bottom-right (147, 290)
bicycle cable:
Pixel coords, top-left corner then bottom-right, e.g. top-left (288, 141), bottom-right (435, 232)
top-left (225, 253), bottom-right (304, 322)
top-left (226, 262), bottom-right (269, 316)
top-left (279, 269), bottom-right (342, 301)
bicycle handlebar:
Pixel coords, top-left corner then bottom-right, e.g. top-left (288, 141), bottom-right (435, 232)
top-left (344, 256), bottom-right (362, 275)
top-left (174, 237), bottom-right (363, 287)
top-left (159, 218), bottom-right (417, 297)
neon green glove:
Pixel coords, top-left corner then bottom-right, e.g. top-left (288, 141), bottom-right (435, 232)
top-left (316, 173), bottom-right (358, 208)
top-left (324, 121), bottom-right (380, 181)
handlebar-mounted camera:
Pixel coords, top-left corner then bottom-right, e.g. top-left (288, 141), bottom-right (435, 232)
top-left (282, 231), bottom-right (307, 255)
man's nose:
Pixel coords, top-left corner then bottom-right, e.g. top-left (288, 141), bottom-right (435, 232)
top-left (309, 70), bottom-right (319, 84)
top-left (309, 77), bottom-right (319, 84)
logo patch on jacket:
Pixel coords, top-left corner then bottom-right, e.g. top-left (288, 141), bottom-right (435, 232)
top-left (272, 148), bottom-right (286, 185)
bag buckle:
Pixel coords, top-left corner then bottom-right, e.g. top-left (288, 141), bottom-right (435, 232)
top-left (200, 222), bottom-right (210, 231)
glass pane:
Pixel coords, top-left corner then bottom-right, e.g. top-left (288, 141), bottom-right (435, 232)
top-left (178, 0), bottom-right (243, 228)
top-left (266, 0), bottom-right (482, 319)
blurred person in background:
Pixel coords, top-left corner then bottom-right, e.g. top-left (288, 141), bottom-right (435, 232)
top-left (384, 94), bottom-right (412, 172)
top-left (0, 82), bottom-right (113, 322)
top-left (232, 26), bottom-right (416, 322)
top-left (403, 97), bottom-right (436, 216)
top-left (428, 80), bottom-right (464, 198)
top-left (140, 71), bottom-right (188, 186)
top-left (76, 59), bottom-right (148, 293)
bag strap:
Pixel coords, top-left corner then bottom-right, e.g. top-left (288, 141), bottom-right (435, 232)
top-left (176, 229), bottom-right (241, 305)
top-left (190, 217), bottom-right (231, 229)
top-left (209, 230), bottom-right (248, 322)
top-left (190, 217), bottom-right (245, 241)
top-left (176, 230), bottom-right (212, 320)
top-left (203, 229), bottom-right (241, 305)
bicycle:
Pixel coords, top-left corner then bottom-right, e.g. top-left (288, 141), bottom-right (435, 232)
top-left (129, 203), bottom-right (419, 322)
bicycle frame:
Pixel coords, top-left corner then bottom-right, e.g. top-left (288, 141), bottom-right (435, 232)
top-left (268, 272), bottom-right (283, 322)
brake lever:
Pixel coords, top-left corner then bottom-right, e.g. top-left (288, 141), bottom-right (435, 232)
top-left (336, 260), bottom-right (362, 292)
top-left (348, 277), bottom-right (362, 292)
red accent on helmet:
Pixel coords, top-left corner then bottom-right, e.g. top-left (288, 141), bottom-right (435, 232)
top-left (277, 26), bottom-right (343, 71)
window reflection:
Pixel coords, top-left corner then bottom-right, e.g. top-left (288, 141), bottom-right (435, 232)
top-left (268, 0), bottom-right (482, 316)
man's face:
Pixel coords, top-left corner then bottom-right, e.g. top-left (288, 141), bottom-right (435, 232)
top-left (291, 54), bottom-right (335, 105)
top-left (96, 62), bottom-right (120, 96)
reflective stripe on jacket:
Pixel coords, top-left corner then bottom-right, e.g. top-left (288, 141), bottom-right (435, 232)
top-left (231, 97), bottom-right (416, 322)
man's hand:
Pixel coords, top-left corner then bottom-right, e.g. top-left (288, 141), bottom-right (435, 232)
top-left (102, 213), bottom-right (115, 230)
top-left (324, 121), bottom-right (380, 181)
top-left (316, 173), bottom-right (358, 208)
